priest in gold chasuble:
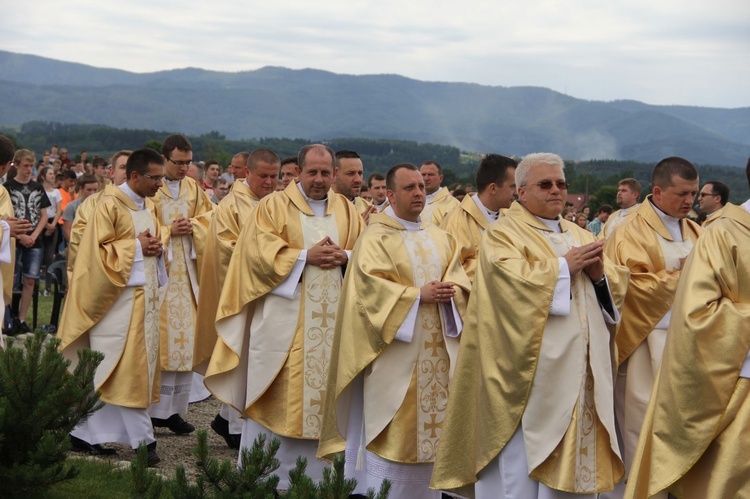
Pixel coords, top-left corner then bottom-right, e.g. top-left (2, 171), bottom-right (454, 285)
top-left (318, 163), bottom-right (470, 499)
top-left (204, 144), bottom-right (363, 488)
top-left (431, 153), bottom-right (629, 499)
top-left (194, 149), bottom-right (280, 446)
top-left (148, 135), bottom-right (214, 433)
top-left (440, 154), bottom-right (517, 283)
top-left (60, 148), bottom-right (167, 460)
top-left (603, 158), bottom-right (701, 495)
top-left (332, 150), bottom-right (378, 224)
top-left (420, 161), bottom-right (460, 226)
top-left (625, 200), bottom-right (750, 499)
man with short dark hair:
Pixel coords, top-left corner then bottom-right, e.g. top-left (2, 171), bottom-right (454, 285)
top-left (440, 154), bottom-right (517, 283)
top-left (604, 157), bottom-right (702, 492)
top-left (6, 149), bottom-right (51, 334)
top-left (420, 161), bottom-right (460, 226)
top-left (60, 147), bottom-right (167, 465)
top-left (211, 178), bottom-right (229, 204)
top-left (280, 156), bottom-right (300, 189)
top-left (698, 180), bottom-right (730, 227)
top-left (205, 144), bottom-right (363, 489)
top-left (588, 204), bottom-right (613, 236)
top-left (625, 159), bottom-right (750, 499)
top-left (149, 134), bottom-right (214, 434)
top-left (92, 156), bottom-right (111, 187)
top-left (333, 150), bottom-right (377, 222)
top-left (601, 178), bottom-right (641, 238)
top-left (320, 163), bottom-right (470, 497)
top-left (368, 173), bottom-right (388, 211)
top-left (195, 148), bottom-right (281, 448)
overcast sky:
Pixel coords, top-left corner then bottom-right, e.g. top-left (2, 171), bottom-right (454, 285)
top-left (3, 0), bottom-right (749, 108)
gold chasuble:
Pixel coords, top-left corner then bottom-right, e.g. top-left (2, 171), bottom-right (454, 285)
top-left (193, 181), bottom-right (260, 373)
top-left (66, 186), bottom-right (114, 283)
top-left (0, 186), bottom-right (15, 317)
top-left (626, 203), bottom-right (750, 499)
top-left (152, 177), bottom-right (214, 373)
top-left (440, 194), bottom-right (495, 283)
top-left (600, 205), bottom-right (638, 239)
top-left (204, 181), bottom-right (363, 439)
top-left (59, 188), bottom-right (163, 408)
top-left (353, 196), bottom-right (371, 216)
top-left (318, 213), bottom-right (470, 462)
top-left (422, 187), bottom-right (460, 227)
top-left (431, 202), bottom-right (629, 496)
top-left (701, 207), bottom-right (723, 228)
top-left (603, 197), bottom-right (701, 366)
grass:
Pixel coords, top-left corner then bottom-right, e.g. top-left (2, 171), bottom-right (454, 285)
top-left (20, 458), bottom-right (135, 499)
top-left (27, 294), bottom-right (57, 331)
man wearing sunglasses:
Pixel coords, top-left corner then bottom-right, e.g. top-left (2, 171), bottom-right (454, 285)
top-left (61, 148), bottom-right (168, 466)
top-left (603, 157), bottom-right (702, 497)
top-left (149, 134), bottom-right (215, 436)
top-left (433, 153), bottom-right (629, 498)
top-left (698, 181), bottom-right (729, 228)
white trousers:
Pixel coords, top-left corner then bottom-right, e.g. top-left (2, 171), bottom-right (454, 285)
top-left (71, 402), bottom-right (155, 449)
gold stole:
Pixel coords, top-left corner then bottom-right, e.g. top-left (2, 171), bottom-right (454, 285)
top-left (525, 229), bottom-right (622, 493)
top-left (159, 191), bottom-right (199, 371)
top-left (247, 213), bottom-right (341, 439)
top-left (367, 229), bottom-right (449, 464)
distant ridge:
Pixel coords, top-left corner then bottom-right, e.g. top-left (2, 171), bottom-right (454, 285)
top-left (0, 50), bottom-right (748, 165)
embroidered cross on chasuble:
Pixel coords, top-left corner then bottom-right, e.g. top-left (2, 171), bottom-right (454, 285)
top-left (159, 195), bottom-right (199, 372)
top-left (247, 213), bottom-right (342, 439)
top-left (367, 229), bottom-right (450, 464)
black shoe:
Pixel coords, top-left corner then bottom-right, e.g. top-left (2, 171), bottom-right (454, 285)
top-left (151, 414), bottom-right (195, 435)
top-left (18, 321), bottom-right (32, 334)
top-left (145, 442), bottom-right (160, 467)
top-left (69, 435), bottom-right (117, 456)
top-left (5, 318), bottom-right (22, 336)
top-left (210, 414), bottom-right (241, 449)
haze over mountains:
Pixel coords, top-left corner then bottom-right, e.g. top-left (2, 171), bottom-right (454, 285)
top-left (1, 50), bottom-right (748, 166)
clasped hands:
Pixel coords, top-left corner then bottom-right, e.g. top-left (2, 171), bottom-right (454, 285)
top-left (307, 236), bottom-right (348, 270)
top-left (170, 216), bottom-right (193, 236)
top-left (564, 240), bottom-right (605, 281)
top-left (137, 229), bottom-right (163, 257)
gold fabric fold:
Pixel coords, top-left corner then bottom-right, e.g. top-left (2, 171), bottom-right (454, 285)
top-left (193, 181), bottom-right (260, 373)
top-left (440, 194), bottom-right (490, 283)
top-left (604, 196), bottom-right (701, 365)
top-left (67, 187), bottom-right (114, 283)
top-left (430, 201), bottom-right (628, 494)
top-left (0, 187), bottom-right (15, 305)
top-left (423, 186), bottom-right (460, 226)
top-left (625, 203), bottom-right (750, 499)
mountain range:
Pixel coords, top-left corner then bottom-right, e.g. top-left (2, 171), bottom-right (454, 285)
top-left (0, 50), bottom-right (748, 166)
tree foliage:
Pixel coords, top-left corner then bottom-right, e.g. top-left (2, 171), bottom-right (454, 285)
top-left (0, 332), bottom-right (103, 496)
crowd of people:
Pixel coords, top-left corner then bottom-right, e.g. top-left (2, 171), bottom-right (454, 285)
top-left (0, 133), bottom-right (747, 498)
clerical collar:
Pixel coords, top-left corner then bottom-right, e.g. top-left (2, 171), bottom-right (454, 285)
top-left (373, 199), bottom-right (387, 209)
top-left (164, 177), bottom-right (180, 198)
top-left (742, 199), bottom-right (750, 214)
top-left (649, 199), bottom-right (683, 242)
top-left (472, 194), bottom-right (499, 223)
top-left (119, 182), bottom-right (145, 210)
top-left (425, 189), bottom-right (440, 203)
top-left (706, 208), bottom-right (722, 218)
top-left (296, 182), bottom-right (327, 217)
top-left (536, 215), bottom-right (562, 233)
top-left (384, 205), bottom-right (422, 231)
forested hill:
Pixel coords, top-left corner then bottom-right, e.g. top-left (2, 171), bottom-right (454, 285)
top-left (1, 50), bottom-right (748, 166)
top-left (3, 121), bottom-right (747, 204)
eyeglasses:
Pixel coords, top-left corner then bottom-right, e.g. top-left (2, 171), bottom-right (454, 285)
top-left (140, 173), bottom-right (165, 182)
top-left (530, 180), bottom-right (569, 190)
top-left (166, 158), bottom-right (192, 167)
top-left (698, 192), bottom-right (717, 197)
